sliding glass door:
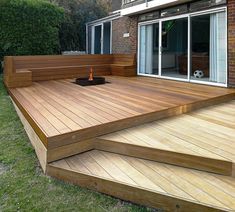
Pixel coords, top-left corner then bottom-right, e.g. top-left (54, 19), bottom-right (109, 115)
top-left (138, 8), bottom-right (227, 86)
top-left (161, 18), bottom-right (188, 79)
top-left (139, 23), bottom-right (159, 75)
top-left (190, 11), bottom-right (227, 84)
top-left (94, 25), bottom-right (102, 54)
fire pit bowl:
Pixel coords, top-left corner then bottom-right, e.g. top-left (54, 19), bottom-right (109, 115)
top-left (76, 77), bottom-right (106, 86)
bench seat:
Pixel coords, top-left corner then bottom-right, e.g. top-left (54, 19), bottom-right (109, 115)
top-left (4, 54), bottom-right (136, 88)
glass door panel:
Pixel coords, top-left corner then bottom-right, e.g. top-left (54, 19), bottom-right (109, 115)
top-left (190, 11), bottom-right (227, 84)
top-left (139, 23), bottom-right (159, 75)
top-left (161, 18), bottom-right (188, 79)
top-left (103, 22), bottom-right (111, 54)
top-left (94, 25), bottom-right (102, 54)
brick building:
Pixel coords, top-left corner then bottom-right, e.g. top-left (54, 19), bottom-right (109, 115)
top-left (86, 0), bottom-right (234, 87)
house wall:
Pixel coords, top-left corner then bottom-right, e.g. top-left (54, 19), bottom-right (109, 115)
top-left (228, 0), bottom-right (235, 87)
top-left (96, 0), bottom-right (235, 87)
top-left (112, 16), bottom-right (138, 54)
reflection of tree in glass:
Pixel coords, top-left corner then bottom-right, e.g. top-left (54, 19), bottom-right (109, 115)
top-left (162, 20), bottom-right (175, 35)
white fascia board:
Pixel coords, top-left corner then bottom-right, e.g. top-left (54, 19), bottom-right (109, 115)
top-left (121, 0), bottom-right (193, 16)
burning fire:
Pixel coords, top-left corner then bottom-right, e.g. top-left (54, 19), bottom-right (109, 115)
top-left (88, 67), bottom-right (94, 81)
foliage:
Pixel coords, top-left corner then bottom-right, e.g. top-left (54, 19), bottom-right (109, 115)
top-left (0, 0), bottom-right (64, 65)
top-left (0, 74), bottom-right (154, 211)
top-left (49, 0), bottom-right (111, 51)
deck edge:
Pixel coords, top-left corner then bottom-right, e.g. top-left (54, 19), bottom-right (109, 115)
top-left (47, 163), bottom-right (228, 212)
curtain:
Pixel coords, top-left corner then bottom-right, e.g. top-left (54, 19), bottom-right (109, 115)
top-left (139, 25), bottom-right (153, 74)
top-left (210, 12), bottom-right (226, 83)
top-left (145, 25), bottom-right (153, 74)
top-left (139, 26), bottom-right (146, 74)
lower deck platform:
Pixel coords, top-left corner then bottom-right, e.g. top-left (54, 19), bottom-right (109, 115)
top-left (48, 150), bottom-right (235, 212)
top-left (98, 101), bottom-right (235, 176)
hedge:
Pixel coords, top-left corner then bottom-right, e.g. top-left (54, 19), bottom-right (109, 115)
top-left (0, 0), bottom-right (64, 72)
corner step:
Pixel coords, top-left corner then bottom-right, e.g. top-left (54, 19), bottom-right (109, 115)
top-left (48, 150), bottom-right (235, 211)
top-left (95, 105), bottom-right (235, 177)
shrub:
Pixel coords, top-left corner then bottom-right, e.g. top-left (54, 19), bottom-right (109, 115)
top-left (0, 0), bottom-right (64, 67)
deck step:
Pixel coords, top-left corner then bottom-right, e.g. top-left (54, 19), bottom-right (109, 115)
top-left (95, 103), bottom-right (235, 177)
top-left (95, 138), bottom-right (232, 176)
top-left (48, 150), bottom-right (235, 212)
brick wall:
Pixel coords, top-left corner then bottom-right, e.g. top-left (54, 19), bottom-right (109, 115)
top-left (228, 0), bottom-right (235, 87)
top-left (112, 16), bottom-right (138, 54)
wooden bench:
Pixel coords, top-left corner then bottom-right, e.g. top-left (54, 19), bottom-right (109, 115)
top-left (4, 54), bottom-right (136, 88)
top-left (111, 54), bottom-right (136, 77)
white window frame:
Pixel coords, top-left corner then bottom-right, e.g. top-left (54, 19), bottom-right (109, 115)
top-left (89, 21), bottom-right (113, 55)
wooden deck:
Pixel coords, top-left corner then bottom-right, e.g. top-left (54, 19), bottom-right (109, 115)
top-left (8, 75), bottom-right (235, 211)
top-left (9, 76), bottom-right (235, 150)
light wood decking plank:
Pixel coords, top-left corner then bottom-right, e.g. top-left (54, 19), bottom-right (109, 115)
top-left (49, 150), bottom-right (234, 211)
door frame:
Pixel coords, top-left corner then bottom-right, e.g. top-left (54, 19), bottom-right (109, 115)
top-left (137, 6), bottom-right (227, 87)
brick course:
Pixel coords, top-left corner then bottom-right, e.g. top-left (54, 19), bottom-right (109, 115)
top-left (112, 16), bottom-right (138, 54)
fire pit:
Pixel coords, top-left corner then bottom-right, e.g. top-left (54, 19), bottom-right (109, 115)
top-left (75, 68), bottom-right (106, 86)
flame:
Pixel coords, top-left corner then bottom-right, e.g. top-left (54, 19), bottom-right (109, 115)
top-left (88, 67), bottom-right (94, 81)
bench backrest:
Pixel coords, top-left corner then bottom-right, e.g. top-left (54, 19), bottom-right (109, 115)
top-left (112, 54), bottom-right (136, 65)
top-left (12, 54), bottom-right (113, 71)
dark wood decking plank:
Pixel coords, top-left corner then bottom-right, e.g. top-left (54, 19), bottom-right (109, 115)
top-left (35, 82), bottom-right (102, 126)
top-left (34, 83), bottom-right (92, 128)
top-left (50, 80), bottom-right (128, 121)
top-left (10, 88), bottom-right (59, 137)
top-left (22, 86), bottom-right (81, 131)
top-left (17, 87), bottom-right (71, 134)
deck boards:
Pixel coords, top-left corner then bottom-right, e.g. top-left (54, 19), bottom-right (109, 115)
top-left (98, 101), bottom-right (235, 176)
top-left (9, 75), bottom-right (235, 211)
top-left (9, 76), bottom-right (235, 149)
top-left (49, 150), bottom-right (235, 211)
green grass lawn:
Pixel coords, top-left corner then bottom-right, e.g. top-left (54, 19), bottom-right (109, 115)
top-left (0, 74), bottom-right (155, 212)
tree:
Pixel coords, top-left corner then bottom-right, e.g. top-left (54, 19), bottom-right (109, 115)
top-left (49, 0), bottom-right (111, 51)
